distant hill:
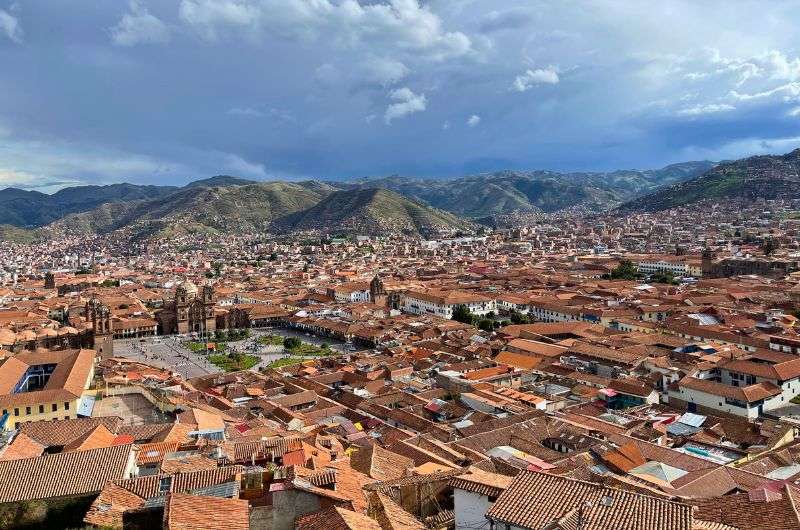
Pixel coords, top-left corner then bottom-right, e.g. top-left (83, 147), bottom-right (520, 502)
top-left (0, 183), bottom-right (177, 227)
top-left (347, 161), bottom-right (714, 217)
top-left (0, 224), bottom-right (39, 243)
top-left (619, 149), bottom-right (800, 212)
top-left (49, 181), bottom-right (336, 238)
top-left (2, 159), bottom-right (715, 239)
top-left (184, 175), bottom-right (258, 188)
top-left (0, 176), bottom-right (258, 228)
top-left (271, 188), bottom-right (474, 237)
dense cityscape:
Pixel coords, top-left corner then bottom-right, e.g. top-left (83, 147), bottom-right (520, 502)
top-left (0, 195), bottom-right (798, 529)
top-left (5, 1), bottom-right (800, 529)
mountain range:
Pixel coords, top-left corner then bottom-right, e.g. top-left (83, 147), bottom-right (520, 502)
top-left (618, 149), bottom-right (800, 212)
top-left (1, 151), bottom-right (796, 240)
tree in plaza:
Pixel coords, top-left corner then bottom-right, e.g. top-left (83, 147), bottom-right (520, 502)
top-left (509, 310), bottom-right (530, 324)
top-left (650, 270), bottom-right (679, 285)
top-left (452, 304), bottom-right (476, 325)
top-left (605, 259), bottom-right (641, 280)
top-left (478, 319), bottom-right (494, 332)
top-left (283, 337), bottom-right (301, 350)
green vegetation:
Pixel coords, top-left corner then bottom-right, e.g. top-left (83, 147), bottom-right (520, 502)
top-left (650, 270), bottom-right (679, 285)
top-left (287, 342), bottom-right (331, 357)
top-left (51, 181), bottom-right (336, 239)
top-left (208, 352), bottom-right (259, 372)
top-left (264, 337), bottom-right (336, 370)
top-left (283, 336), bottom-right (302, 350)
top-left (271, 188), bottom-right (474, 237)
top-left (509, 310), bottom-right (530, 325)
top-left (266, 357), bottom-right (307, 369)
top-left (0, 224), bottom-right (39, 243)
top-left (452, 304), bottom-right (476, 325)
top-left (258, 334), bottom-right (285, 346)
top-left (477, 318), bottom-right (496, 332)
top-left (214, 328), bottom-right (250, 342)
top-left (603, 259), bottom-right (642, 281)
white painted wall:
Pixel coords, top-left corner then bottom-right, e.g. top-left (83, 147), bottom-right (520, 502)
top-left (454, 489), bottom-right (493, 530)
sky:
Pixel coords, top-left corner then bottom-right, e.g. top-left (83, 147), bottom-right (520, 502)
top-left (3, 0), bottom-right (800, 191)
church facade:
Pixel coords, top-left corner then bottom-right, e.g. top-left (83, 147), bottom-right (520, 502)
top-left (156, 281), bottom-right (216, 336)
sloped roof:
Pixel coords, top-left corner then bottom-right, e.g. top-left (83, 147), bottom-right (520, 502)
top-left (0, 443), bottom-right (133, 503)
top-left (486, 470), bottom-right (693, 530)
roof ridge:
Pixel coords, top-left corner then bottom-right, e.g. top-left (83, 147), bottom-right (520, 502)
top-left (521, 469), bottom-right (691, 508)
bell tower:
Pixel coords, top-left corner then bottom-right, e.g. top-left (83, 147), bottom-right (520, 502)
top-left (86, 297), bottom-right (114, 359)
top-left (370, 275), bottom-right (387, 306)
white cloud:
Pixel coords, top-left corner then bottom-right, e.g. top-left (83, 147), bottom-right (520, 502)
top-left (512, 66), bottom-right (559, 92)
top-left (676, 103), bottom-right (735, 116)
top-left (361, 57), bottom-right (409, 86)
top-left (442, 120), bottom-right (450, 130)
top-left (729, 82), bottom-right (800, 101)
top-left (0, 7), bottom-right (22, 43)
top-left (178, 0), bottom-right (471, 61)
top-left (178, 0), bottom-right (258, 41)
top-left (384, 87), bottom-right (427, 124)
top-left (467, 114), bottom-right (481, 127)
top-left (110, 1), bottom-right (170, 46)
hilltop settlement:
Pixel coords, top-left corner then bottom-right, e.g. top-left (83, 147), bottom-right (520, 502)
top-left (0, 184), bottom-right (800, 530)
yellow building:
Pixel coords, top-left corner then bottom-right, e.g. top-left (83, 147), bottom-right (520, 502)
top-left (0, 349), bottom-right (95, 431)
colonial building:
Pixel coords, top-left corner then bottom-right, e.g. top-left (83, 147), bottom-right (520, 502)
top-left (156, 281), bottom-right (216, 336)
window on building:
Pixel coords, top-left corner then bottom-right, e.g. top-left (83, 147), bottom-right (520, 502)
top-left (52, 403), bottom-right (57, 412)
top-left (64, 402), bottom-right (70, 410)
top-left (39, 405), bottom-right (44, 414)
top-left (159, 476), bottom-right (172, 494)
top-left (25, 407), bottom-right (31, 415)
top-left (13, 408), bottom-right (19, 416)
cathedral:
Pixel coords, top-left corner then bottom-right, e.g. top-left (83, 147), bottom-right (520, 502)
top-left (157, 280), bottom-right (216, 336)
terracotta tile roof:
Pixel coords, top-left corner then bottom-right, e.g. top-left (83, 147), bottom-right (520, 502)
top-left (137, 441), bottom-right (181, 465)
top-left (350, 443), bottom-right (414, 481)
top-left (494, 350), bottom-right (543, 370)
top-left (296, 506), bottom-right (381, 530)
top-left (0, 443), bottom-right (134, 503)
top-left (368, 490), bottom-right (426, 530)
top-left (163, 492), bottom-right (249, 530)
top-left (115, 465), bottom-right (244, 500)
top-left (64, 423), bottom-right (119, 452)
top-left (486, 470), bottom-right (693, 530)
top-left (19, 416), bottom-right (123, 448)
top-left (506, 338), bottom-right (567, 357)
top-left (83, 482), bottom-right (145, 528)
top-left (0, 349), bottom-right (95, 408)
top-left (677, 376), bottom-right (782, 403)
top-left (694, 484), bottom-right (800, 530)
top-left (178, 407), bottom-right (225, 431)
top-left (0, 432), bottom-right (44, 461)
top-left (160, 454), bottom-right (219, 474)
top-left (450, 467), bottom-right (513, 498)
